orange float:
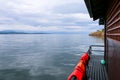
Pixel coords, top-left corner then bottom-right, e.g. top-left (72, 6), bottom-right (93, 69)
top-left (67, 52), bottom-right (89, 80)
top-left (80, 52), bottom-right (89, 65)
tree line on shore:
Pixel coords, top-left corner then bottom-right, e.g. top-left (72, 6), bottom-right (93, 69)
top-left (89, 29), bottom-right (104, 37)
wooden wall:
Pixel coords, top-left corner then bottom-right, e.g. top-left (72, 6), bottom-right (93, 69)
top-left (105, 0), bottom-right (120, 80)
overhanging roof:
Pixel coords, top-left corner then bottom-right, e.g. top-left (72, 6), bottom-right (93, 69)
top-left (84, 0), bottom-right (106, 25)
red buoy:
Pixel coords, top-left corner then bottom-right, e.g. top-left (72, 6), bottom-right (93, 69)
top-left (67, 52), bottom-right (89, 80)
top-left (80, 53), bottom-right (89, 65)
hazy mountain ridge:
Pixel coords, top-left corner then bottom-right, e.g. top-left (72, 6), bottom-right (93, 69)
top-left (0, 30), bottom-right (50, 34)
top-left (0, 30), bottom-right (86, 34)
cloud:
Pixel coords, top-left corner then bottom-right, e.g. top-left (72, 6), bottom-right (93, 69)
top-left (0, 0), bottom-right (101, 33)
top-left (0, 24), bottom-right (60, 32)
top-left (52, 1), bottom-right (87, 14)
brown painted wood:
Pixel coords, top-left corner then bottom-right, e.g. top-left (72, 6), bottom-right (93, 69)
top-left (106, 1), bottom-right (120, 23)
top-left (107, 26), bottom-right (120, 32)
top-left (106, 38), bottom-right (120, 80)
top-left (106, 0), bottom-right (120, 80)
top-left (107, 18), bottom-right (120, 29)
top-left (107, 9), bottom-right (120, 26)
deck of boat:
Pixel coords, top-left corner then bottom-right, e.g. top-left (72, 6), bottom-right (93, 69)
top-left (87, 54), bottom-right (108, 80)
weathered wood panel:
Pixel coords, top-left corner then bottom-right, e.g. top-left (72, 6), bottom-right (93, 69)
top-left (106, 39), bottom-right (120, 80)
top-left (106, 0), bottom-right (120, 80)
top-left (87, 55), bottom-right (108, 80)
top-left (106, 1), bottom-right (120, 41)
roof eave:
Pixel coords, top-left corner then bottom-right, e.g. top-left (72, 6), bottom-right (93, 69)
top-left (84, 0), bottom-right (106, 25)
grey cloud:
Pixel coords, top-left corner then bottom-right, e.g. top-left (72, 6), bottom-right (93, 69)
top-left (0, 0), bottom-right (101, 33)
top-left (52, 2), bottom-right (87, 14)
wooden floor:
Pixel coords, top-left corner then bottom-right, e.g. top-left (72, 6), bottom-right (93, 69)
top-left (87, 54), bottom-right (108, 80)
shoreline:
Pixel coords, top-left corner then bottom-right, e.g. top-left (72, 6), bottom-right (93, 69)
top-left (89, 30), bottom-right (104, 38)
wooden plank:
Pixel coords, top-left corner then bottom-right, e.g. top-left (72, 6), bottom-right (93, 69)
top-left (107, 25), bottom-right (120, 32)
top-left (107, 33), bottom-right (120, 36)
top-left (87, 55), bottom-right (108, 80)
top-left (107, 17), bottom-right (120, 29)
top-left (106, 1), bottom-right (120, 22)
top-left (107, 9), bottom-right (120, 26)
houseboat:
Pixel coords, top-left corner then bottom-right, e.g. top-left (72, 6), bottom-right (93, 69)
top-left (68, 0), bottom-right (120, 80)
top-left (84, 0), bottom-right (120, 80)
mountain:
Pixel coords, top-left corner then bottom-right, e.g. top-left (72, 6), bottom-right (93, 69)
top-left (0, 30), bottom-right (52, 34)
top-left (0, 30), bottom-right (27, 34)
top-left (0, 30), bottom-right (85, 34)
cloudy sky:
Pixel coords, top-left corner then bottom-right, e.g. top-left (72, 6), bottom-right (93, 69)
top-left (0, 0), bottom-right (103, 33)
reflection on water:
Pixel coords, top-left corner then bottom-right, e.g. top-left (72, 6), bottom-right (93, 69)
top-left (0, 34), bottom-right (104, 80)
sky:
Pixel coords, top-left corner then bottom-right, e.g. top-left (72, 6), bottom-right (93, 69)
top-left (0, 0), bottom-right (103, 33)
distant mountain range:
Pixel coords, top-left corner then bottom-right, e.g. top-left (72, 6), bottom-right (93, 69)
top-left (0, 30), bottom-right (85, 34)
top-left (0, 30), bottom-right (50, 34)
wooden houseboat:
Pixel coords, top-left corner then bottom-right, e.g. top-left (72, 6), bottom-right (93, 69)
top-left (84, 0), bottom-right (120, 80)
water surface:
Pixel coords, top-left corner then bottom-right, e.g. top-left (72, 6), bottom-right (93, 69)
top-left (0, 34), bottom-right (104, 80)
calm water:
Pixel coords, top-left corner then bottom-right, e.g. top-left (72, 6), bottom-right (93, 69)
top-left (0, 34), bottom-right (104, 80)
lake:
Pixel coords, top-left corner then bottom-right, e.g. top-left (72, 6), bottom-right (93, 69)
top-left (0, 34), bottom-right (104, 80)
